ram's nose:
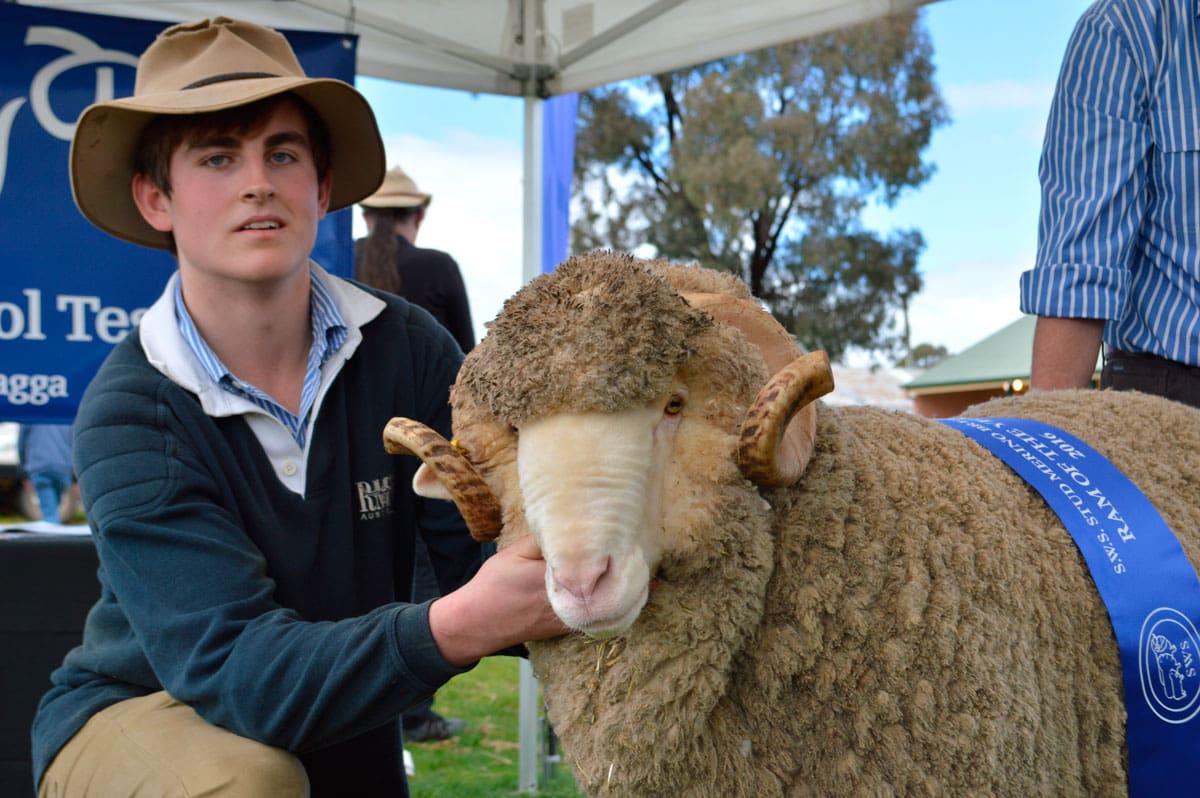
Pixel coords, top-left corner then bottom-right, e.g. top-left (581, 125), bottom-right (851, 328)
top-left (550, 557), bottom-right (613, 604)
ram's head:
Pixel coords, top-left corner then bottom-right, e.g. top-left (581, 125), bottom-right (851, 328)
top-left (385, 252), bottom-right (832, 638)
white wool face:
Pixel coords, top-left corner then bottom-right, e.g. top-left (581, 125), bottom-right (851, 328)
top-left (517, 395), bottom-right (681, 638)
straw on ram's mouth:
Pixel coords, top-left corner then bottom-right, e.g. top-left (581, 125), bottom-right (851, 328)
top-left (382, 417), bottom-right (503, 542)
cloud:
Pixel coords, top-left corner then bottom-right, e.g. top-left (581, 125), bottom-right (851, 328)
top-left (908, 255), bottom-right (1031, 355)
top-left (361, 130), bottom-right (526, 342)
top-left (943, 79), bottom-right (1055, 116)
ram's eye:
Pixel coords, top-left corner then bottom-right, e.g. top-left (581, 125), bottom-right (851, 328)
top-left (665, 395), bottom-right (685, 416)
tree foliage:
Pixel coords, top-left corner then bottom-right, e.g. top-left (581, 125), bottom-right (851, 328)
top-left (571, 12), bottom-right (948, 363)
top-left (906, 342), bottom-right (951, 369)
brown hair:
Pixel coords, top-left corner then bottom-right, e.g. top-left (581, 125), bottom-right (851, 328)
top-left (134, 92), bottom-right (332, 198)
top-left (355, 205), bottom-right (423, 295)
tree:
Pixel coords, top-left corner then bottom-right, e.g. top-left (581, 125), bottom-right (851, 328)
top-left (572, 12), bottom-right (948, 363)
top-left (906, 342), bottom-right (950, 369)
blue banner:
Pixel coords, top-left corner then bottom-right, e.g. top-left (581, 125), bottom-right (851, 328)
top-left (541, 93), bottom-right (577, 274)
top-left (941, 417), bottom-right (1200, 796)
top-left (0, 5), bottom-right (358, 422)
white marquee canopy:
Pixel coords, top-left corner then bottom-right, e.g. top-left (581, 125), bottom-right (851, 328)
top-left (23, 0), bottom-right (939, 282)
top-left (21, 0), bottom-right (937, 95)
top-left (15, 0), bottom-right (940, 789)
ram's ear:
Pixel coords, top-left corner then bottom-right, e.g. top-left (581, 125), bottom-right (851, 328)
top-left (413, 463), bottom-right (452, 500)
top-left (735, 351), bottom-right (833, 488)
top-left (383, 417), bottom-right (503, 542)
top-left (680, 292), bottom-right (833, 488)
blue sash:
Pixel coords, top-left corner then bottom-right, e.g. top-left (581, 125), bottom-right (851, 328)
top-left (940, 417), bottom-right (1200, 796)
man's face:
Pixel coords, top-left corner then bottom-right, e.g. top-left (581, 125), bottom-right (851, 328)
top-left (132, 98), bottom-right (332, 288)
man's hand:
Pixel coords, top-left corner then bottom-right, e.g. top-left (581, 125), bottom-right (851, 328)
top-left (428, 535), bottom-right (569, 667)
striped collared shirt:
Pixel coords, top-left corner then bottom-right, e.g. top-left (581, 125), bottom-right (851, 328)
top-left (174, 267), bottom-right (348, 448)
top-left (1020, 0), bottom-right (1200, 366)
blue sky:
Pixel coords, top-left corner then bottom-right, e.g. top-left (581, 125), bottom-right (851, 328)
top-left (354, 0), bottom-right (1096, 360)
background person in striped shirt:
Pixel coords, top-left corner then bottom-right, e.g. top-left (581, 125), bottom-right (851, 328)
top-left (1021, 0), bottom-right (1200, 408)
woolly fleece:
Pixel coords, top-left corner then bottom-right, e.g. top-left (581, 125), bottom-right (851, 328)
top-left (459, 251), bottom-right (712, 424)
top-left (448, 253), bottom-right (1200, 797)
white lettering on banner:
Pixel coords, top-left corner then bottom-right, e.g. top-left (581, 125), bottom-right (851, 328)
top-left (0, 288), bottom-right (145, 343)
top-left (0, 373), bottom-right (68, 406)
top-left (956, 418), bottom-right (1132, 574)
top-left (0, 288), bottom-right (45, 340)
top-left (1037, 430), bottom-right (1087, 460)
top-left (0, 26), bottom-right (138, 196)
top-left (1087, 486), bottom-right (1135, 543)
top-left (57, 294), bottom-right (146, 343)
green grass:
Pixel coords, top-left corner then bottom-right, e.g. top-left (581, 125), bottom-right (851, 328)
top-left (407, 657), bottom-right (583, 797)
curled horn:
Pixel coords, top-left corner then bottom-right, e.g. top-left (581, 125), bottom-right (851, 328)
top-left (735, 351), bottom-right (834, 487)
top-left (383, 417), bottom-right (503, 542)
top-left (680, 291), bottom-right (834, 488)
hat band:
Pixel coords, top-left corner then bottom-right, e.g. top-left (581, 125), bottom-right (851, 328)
top-left (181, 71), bottom-right (282, 90)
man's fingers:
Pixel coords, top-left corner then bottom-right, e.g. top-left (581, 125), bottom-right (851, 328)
top-left (505, 534), bottom-right (545, 561)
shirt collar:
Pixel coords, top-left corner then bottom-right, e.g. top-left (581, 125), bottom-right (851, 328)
top-left (139, 262), bottom-right (386, 421)
top-left (172, 265), bottom-right (348, 389)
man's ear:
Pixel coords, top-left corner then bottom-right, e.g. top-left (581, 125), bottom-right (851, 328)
top-left (317, 169), bottom-right (333, 220)
top-left (131, 173), bottom-right (174, 233)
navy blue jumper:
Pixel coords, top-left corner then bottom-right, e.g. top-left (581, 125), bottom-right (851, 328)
top-left (32, 282), bottom-right (483, 795)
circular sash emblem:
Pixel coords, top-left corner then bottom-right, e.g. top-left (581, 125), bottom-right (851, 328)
top-left (1139, 607), bottom-right (1200, 724)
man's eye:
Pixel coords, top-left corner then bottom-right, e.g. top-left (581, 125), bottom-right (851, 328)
top-left (270, 151), bottom-right (297, 164)
top-left (203, 154), bottom-right (230, 168)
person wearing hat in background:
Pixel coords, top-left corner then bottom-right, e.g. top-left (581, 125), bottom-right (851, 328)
top-left (357, 166), bottom-right (475, 354)
top-left (356, 166), bottom-right (475, 743)
top-left (31, 17), bottom-right (566, 798)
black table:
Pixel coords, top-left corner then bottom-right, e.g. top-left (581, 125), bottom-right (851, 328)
top-left (0, 533), bottom-right (98, 796)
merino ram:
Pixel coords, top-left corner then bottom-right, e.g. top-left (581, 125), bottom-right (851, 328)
top-left (385, 251), bottom-right (1200, 796)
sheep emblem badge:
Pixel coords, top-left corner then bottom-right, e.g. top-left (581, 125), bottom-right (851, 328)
top-left (386, 251), bottom-right (1200, 797)
top-left (1140, 608), bottom-right (1200, 721)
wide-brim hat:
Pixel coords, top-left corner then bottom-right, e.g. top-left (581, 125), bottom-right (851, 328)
top-left (70, 16), bottom-right (385, 250)
top-left (359, 165), bottom-right (432, 209)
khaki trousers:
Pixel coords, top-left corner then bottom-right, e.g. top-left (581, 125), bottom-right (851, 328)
top-left (39, 691), bottom-right (309, 798)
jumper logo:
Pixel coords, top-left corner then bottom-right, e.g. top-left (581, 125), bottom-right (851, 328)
top-left (0, 26), bottom-right (137, 196)
top-left (355, 476), bottom-right (393, 520)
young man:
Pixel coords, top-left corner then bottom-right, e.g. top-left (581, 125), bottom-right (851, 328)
top-left (32, 17), bottom-right (565, 797)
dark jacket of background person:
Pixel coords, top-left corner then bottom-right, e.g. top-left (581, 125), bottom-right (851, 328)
top-left (355, 235), bottom-right (475, 353)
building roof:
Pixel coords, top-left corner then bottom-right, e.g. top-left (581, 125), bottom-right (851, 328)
top-left (904, 315), bottom-right (1034, 393)
top-left (902, 314), bottom-right (1032, 396)
top-left (827, 364), bottom-right (916, 412)
top-left (903, 314), bottom-right (1101, 394)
